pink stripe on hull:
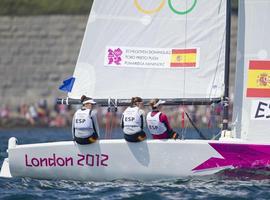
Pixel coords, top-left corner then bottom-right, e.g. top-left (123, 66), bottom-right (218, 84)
top-left (193, 143), bottom-right (270, 171)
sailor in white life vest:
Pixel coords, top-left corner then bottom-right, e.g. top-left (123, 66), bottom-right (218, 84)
top-left (72, 95), bottom-right (100, 145)
top-left (146, 99), bottom-right (179, 139)
top-left (121, 97), bottom-right (146, 142)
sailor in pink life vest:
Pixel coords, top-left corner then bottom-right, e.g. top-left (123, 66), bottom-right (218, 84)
top-left (121, 97), bottom-right (146, 142)
top-left (72, 95), bottom-right (100, 145)
top-left (146, 99), bottom-right (179, 139)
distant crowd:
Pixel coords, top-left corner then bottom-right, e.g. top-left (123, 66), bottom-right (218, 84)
top-left (0, 99), bottom-right (73, 128)
top-left (0, 99), bottom-right (231, 129)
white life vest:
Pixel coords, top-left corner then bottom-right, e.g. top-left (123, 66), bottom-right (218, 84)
top-left (74, 109), bottom-right (94, 138)
top-left (122, 106), bottom-right (142, 135)
top-left (146, 112), bottom-right (167, 135)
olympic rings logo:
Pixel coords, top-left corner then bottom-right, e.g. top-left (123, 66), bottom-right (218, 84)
top-left (134, 0), bottom-right (197, 15)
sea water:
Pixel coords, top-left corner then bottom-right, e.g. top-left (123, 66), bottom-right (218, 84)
top-left (0, 128), bottom-right (270, 200)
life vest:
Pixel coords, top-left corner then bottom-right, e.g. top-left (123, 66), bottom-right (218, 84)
top-left (146, 112), bottom-right (167, 135)
top-left (122, 106), bottom-right (142, 135)
top-left (74, 109), bottom-right (94, 138)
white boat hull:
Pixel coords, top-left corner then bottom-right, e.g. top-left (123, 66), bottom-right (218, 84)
top-left (1, 138), bottom-right (270, 181)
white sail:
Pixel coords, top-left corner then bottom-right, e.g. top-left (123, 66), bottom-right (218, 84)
top-left (69, 0), bottom-right (227, 100)
top-left (233, 0), bottom-right (270, 142)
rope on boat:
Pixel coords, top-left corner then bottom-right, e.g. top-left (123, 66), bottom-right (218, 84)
top-left (185, 111), bottom-right (207, 140)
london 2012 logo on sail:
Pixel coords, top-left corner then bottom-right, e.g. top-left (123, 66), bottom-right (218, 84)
top-left (108, 48), bottom-right (123, 65)
top-left (134, 0), bottom-right (197, 15)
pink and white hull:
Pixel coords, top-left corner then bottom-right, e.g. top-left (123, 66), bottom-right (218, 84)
top-left (1, 137), bottom-right (270, 181)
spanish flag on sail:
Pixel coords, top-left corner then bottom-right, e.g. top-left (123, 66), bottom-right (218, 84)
top-left (170, 49), bottom-right (197, 67)
top-left (246, 60), bottom-right (270, 97)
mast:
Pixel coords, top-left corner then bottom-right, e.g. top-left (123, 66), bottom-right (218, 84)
top-left (222, 0), bottom-right (231, 130)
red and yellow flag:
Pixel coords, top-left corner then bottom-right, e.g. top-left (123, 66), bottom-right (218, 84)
top-left (170, 49), bottom-right (197, 67)
top-left (246, 60), bottom-right (270, 97)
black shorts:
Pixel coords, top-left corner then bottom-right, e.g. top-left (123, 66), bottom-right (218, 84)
top-left (124, 131), bottom-right (146, 143)
top-left (74, 132), bottom-right (99, 145)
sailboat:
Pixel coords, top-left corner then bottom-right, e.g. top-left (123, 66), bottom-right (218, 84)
top-left (1, 0), bottom-right (270, 181)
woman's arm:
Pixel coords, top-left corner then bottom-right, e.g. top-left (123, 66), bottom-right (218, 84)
top-left (139, 109), bottom-right (146, 129)
top-left (160, 112), bottom-right (179, 139)
top-left (91, 110), bottom-right (100, 136)
top-left (159, 113), bottom-right (172, 131)
top-left (71, 115), bottom-right (75, 139)
top-left (120, 114), bottom-right (124, 129)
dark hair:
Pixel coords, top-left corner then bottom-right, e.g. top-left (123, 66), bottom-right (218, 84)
top-left (130, 97), bottom-right (143, 106)
top-left (149, 98), bottom-right (159, 109)
top-left (81, 95), bottom-right (91, 103)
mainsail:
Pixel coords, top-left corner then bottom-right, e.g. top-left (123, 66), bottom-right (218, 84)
top-left (69, 0), bottom-right (227, 101)
top-left (233, 0), bottom-right (270, 142)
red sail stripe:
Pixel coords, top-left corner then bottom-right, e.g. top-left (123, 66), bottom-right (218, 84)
top-left (246, 88), bottom-right (270, 97)
top-left (170, 62), bottom-right (196, 67)
top-left (249, 60), bottom-right (270, 70)
top-left (172, 49), bottom-right (197, 54)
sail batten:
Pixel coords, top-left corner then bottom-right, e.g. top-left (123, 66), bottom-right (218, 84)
top-left (69, 0), bottom-right (227, 100)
